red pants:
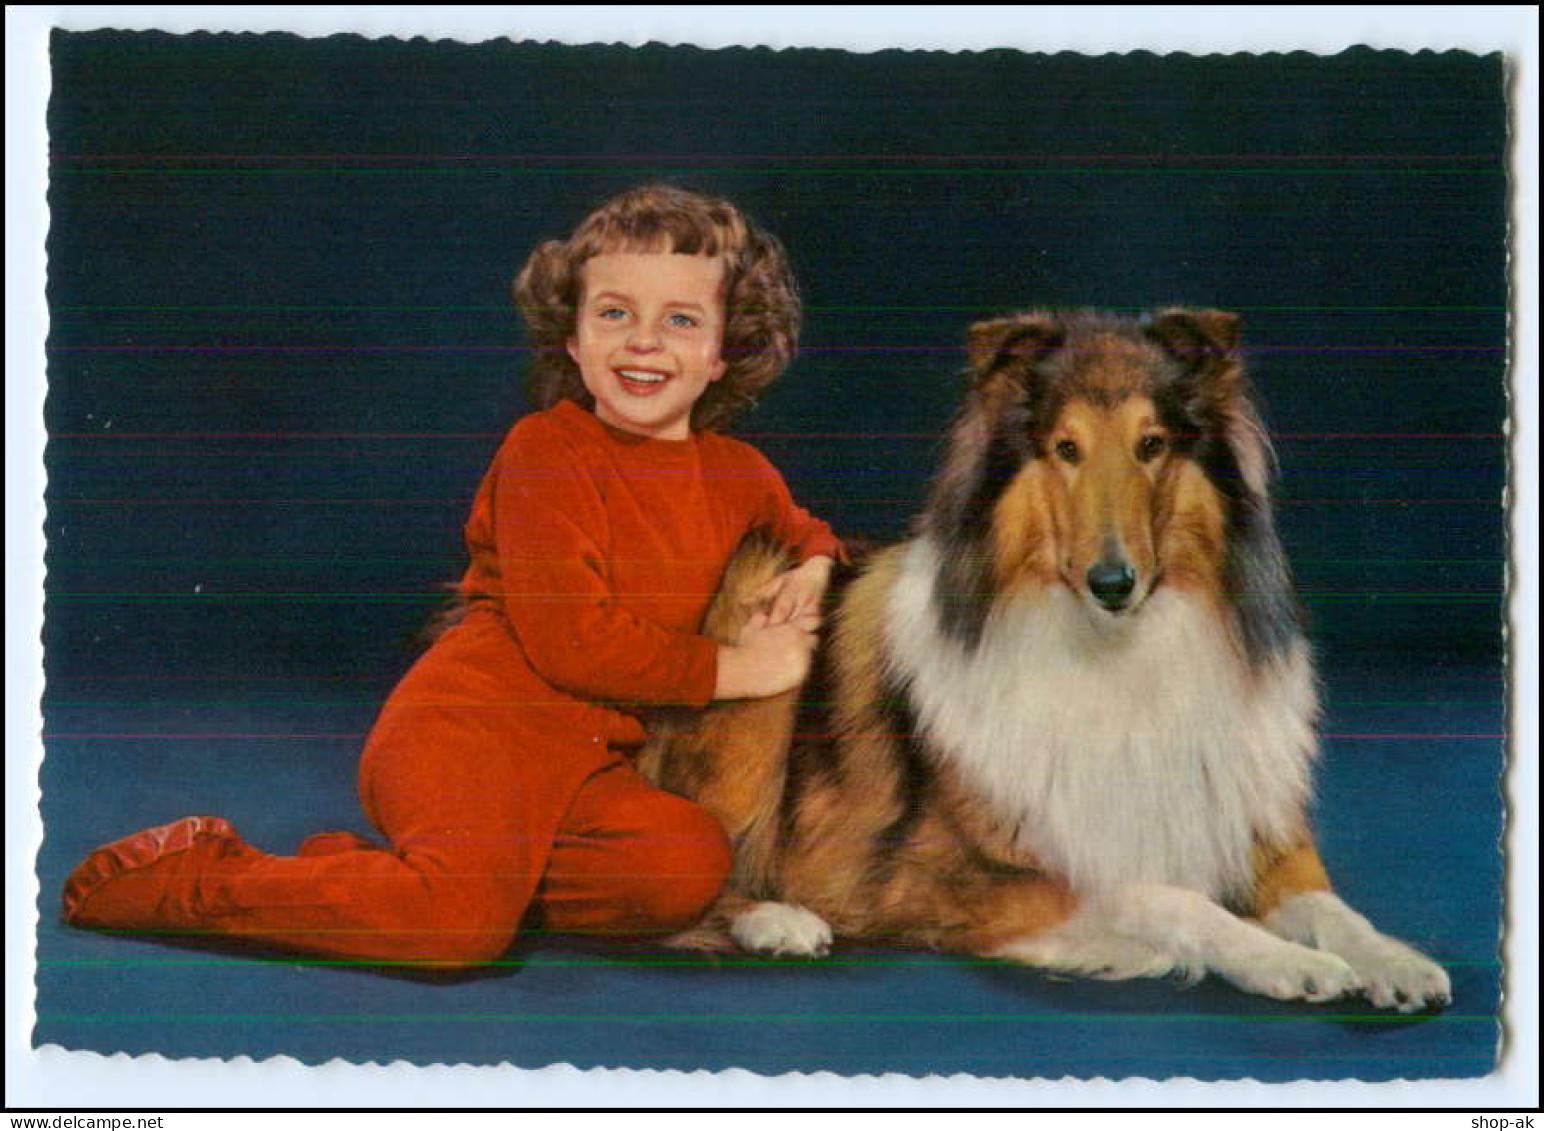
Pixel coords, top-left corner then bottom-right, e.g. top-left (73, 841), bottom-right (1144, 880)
top-left (110, 613), bottom-right (733, 968)
top-left (181, 758), bottom-right (730, 968)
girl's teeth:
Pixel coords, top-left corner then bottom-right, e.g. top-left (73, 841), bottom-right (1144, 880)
top-left (619, 370), bottom-right (666, 384)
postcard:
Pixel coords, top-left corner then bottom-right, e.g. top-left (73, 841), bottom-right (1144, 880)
top-left (11, 7), bottom-right (1532, 1111)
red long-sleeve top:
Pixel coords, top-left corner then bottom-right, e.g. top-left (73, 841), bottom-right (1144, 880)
top-left (456, 399), bottom-right (843, 730)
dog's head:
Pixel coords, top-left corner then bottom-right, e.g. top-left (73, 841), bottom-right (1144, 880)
top-left (922, 308), bottom-right (1298, 664)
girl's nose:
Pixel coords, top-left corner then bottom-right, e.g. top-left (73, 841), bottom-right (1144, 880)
top-left (626, 321), bottom-right (662, 351)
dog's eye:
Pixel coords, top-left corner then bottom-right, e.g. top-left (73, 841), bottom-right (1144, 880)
top-left (1137, 435), bottom-right (1166, 462)
top-left (1054, 440), bottom-right (1080, 464)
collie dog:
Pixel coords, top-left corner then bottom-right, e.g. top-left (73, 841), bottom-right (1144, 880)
top-left (640, 307), bottom-right (1451, 1012)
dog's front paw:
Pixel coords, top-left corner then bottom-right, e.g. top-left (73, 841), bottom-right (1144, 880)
top-left (730, 901), bottom-right (833, 958)
top-left (1337, 935), bottom-right (1452, 1013)
top-left (1264, 893), bottom-right (1452, 1013)
top-left (1219, 941), bottom-right (1361, 1005)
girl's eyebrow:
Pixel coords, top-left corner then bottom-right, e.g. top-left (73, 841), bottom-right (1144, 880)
top-left (588, 290), bottom-right (633, 306)
top-left (589, 290), bottom-right (709, 313)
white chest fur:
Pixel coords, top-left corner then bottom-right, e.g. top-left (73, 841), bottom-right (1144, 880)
top-left (883, 539), bottom-right (1318, 903)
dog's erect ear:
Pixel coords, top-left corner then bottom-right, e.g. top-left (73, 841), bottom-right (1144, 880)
top-left (965, 311), bottom-right (1065, 386)
top-left (1143, 308), bottom-right (1242, 377)
top-left (1144, 308), bottom-right (1246, 430)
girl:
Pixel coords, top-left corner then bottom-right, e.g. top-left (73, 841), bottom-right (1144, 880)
top-left (62, 185), bottom-right (843, 969)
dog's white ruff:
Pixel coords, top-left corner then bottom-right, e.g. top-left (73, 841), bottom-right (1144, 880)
top-left (731, 901), bottom-right (834, 958)
top-left (884, 537), bottom-right (1317, 905)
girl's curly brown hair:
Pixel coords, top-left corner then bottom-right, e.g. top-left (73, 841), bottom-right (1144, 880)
top-left (513, 185), bottom-right (802, 433)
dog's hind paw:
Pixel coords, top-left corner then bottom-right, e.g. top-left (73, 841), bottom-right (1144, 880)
top-left (730, 902), bottom-right (833, 958)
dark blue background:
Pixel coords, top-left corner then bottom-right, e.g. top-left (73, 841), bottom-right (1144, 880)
top-left (38, 31), bottom-right (1508, 1080)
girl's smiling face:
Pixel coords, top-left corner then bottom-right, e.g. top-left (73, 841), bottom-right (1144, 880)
top-left (567, 251), bottom-right (728, 441)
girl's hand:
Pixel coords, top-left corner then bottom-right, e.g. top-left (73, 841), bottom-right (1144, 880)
top-left (755, 555), bottom-right (834, 627)
top-left (714, 610), bottom-right (818, 700)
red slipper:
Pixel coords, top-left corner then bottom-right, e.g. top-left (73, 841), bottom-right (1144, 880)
top-left (62, 815), bottom-right (253, 934)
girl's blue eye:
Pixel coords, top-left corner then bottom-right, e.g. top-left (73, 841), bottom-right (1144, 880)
top-left (599, 308), bottom-right (626, 320)
top-left (667, 312), bottom-right (698, 328)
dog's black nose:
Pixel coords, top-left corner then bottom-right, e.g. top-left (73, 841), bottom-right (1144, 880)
top-left (1086, 560), bottom-right (1136, 610)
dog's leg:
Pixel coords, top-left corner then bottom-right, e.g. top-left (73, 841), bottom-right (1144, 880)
top-left (989, 916), bottom-right (1180, 982)
top-left (1251, 839), bottom-right (1451, 1012)
top-left (996, 884), bottom-right (1362, 1004)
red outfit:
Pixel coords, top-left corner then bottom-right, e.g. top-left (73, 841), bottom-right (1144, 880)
top-left (64, 400), bottom-right (842, 967)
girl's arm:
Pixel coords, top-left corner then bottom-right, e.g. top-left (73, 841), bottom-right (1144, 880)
top-left (762, 484), bottom-right (844, 570)
top-left (735, 443), bottom-right (843, 625)
top-left (487, 423), bottom-right (719, 707)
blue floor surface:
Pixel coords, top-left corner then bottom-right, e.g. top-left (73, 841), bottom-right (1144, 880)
top-left (34, 666), bottom-right (1505, 1081)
